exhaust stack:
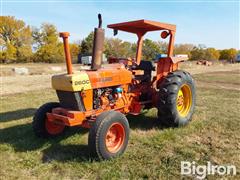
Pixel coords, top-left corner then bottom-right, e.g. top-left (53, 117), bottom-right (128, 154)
top-left (91, 14), bottom-right (105, 70)
top-left (60, 32), bottom-right (73, 74)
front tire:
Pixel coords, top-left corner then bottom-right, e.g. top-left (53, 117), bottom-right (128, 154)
top-left (88, 111), bottom-right (130, 160)
top-left (32, 102), bottom-right (65, 138)
top-left (157, 70), bottom-right (196, 127)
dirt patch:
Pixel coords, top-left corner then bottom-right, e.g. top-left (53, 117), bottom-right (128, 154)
top-left (1, 75), bottom-right (52, 96)
top-left (196, 81), bottom-right (240, 91)
top-left (180, 62), bottom-right (240, 75)
top-left (0, 63), bottom-right (82, 76)
top-left (205, 70), bottom-right (240, 75)
top-left (0, 63), bottom-right (86, 96)
top-left (194, 69), bottom-right (240, 91)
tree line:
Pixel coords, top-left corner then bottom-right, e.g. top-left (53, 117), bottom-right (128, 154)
top-left (0, 16), bottom-right (238, 63)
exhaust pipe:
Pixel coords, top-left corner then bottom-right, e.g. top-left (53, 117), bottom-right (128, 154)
top-left (59, 32), bottom-right (73, 74)
top-left (91, 14), bottom-right (105, 70)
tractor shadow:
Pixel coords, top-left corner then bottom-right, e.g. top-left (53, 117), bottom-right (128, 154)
top-left (42, 143), bottom-right (90, 163)
top-left (127, 110), bottom-right (166, 130)
top-left (0, 108), bottom-right (37, 122)
top-left (0, 123), bottom-right (90, 162)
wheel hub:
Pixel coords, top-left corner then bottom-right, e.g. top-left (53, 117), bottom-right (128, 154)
top-left (176, 84), bottom-right (192, 117)
top-left (105, 123), bottom-right (125, 153)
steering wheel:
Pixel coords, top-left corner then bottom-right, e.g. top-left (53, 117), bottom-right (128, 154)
top-left (121, 58), bottom-right (138, 70)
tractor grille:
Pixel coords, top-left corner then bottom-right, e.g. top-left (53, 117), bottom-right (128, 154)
top-left (56, 91), bottom-right (86, 111)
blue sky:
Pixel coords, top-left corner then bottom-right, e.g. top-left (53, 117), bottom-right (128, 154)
top-left (2, 0), bottom-right (239, 49)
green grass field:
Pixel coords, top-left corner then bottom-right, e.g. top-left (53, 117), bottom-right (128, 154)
top-left (0, 71), bottom-right (239, 179)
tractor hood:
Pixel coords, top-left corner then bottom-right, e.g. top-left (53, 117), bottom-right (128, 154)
top-left (52, 64), bottom-right (132, 92)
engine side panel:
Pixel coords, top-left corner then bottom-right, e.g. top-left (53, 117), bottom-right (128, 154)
top-left (86, 68), bottom-right (132, 89)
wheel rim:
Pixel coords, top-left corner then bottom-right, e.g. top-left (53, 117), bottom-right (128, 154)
top-left (45, 119), bottom-right (65, 135)
top-left (176, 84), bottom-right (192, 117)
top-left (105, 122), bottom-right (125, 153)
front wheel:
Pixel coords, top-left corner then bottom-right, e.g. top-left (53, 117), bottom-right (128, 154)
top-left (157, 70), bottom-right (196, 127)
top-left (32, 102), bottom-right (65, 138)
top-left (88, 111), bottom-right (130, 160)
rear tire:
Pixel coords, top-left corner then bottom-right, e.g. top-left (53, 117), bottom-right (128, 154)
top-left (32, 102), bottom-right (65, 138)
top-left (88, 111), bottom-right (129, 160)
top-left (157, 70), bottom-right (196, 127)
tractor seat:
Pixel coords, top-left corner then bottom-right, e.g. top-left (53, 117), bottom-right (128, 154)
top-left (133, 60), bottom-right (155, 82)
top-left (133, 60), bottom-right (155, 71)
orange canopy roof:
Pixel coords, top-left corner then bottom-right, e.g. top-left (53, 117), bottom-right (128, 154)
top-left (107, 19), bottom-right (176, 34)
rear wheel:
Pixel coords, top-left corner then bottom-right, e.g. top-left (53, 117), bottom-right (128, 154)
top-left (157, 70), bottom-right (196, 127)
top-left (32, 102), bottom-right (65, 138)
top-left (88, 111), bottom-right (129, 160)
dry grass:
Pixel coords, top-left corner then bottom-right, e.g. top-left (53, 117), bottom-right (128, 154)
top-left (0, 63), bottom-right (83, 76)
top-left (0, 68), bottom-right (240, 179)
top-left (0, 63), bottom-right (83, 96)
top-left (194, 70), bottom-right (240, 91)
top-left (1, 62), bottom-right (240, 96)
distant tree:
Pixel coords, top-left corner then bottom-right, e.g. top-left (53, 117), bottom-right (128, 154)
top-left (104, 38), bottom-right (135, 58)
top-left (190, 46), bottom-right (206, 60)
top-left (190, 46), bottom-right (221, 60)
top-left (1, 16), bottom-right (237, 64)
top-left (142, 39), bottom-right (161, 60)
top-left (157, 41), bottom-right (168, 54)
top-left (121, 41), bottom-right (135, 58)
top-left (80, 32), bottom-right (94, 54)
top-left (219, 49), bottom-right (228, 60)
top-left (5, 43), bottom-right (17, 62)
top-left (174, 44), bottom-right (194, 56)
top-left (33, 23), bottom-right (64, 63)
top-left (69, 43), bottom-right (80, 63)
top-left (0, 16), bottom-right (32, 63)
top-left (32, 27), bottom-right (44, 50)
top-left (17, 45), bottom-right (33, 62)
top-left (219, 48), bottom-right (237, 61)
top-left (204, 48), bottom-right (220, 60)
top-left (228, 48), bottom-right (237, 61)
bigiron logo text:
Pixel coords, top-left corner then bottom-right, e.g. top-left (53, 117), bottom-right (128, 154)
top-left (181, 161), bottom-right (236, 179)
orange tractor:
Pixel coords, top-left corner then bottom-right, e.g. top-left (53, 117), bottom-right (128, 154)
top-left (33, 14), bottom-right (196, 160)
